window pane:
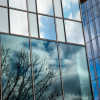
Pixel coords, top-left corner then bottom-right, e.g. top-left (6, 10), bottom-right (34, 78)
top-left (87, 9), bottom-right (93, 22)
top-left (89, 61), bottom-right (96, 80)
top-left (9, 0), bottom-right (27, 10)
top-left (31, 39), bottom-right (63, 100)
top-left (93, 5), bottom-right (99, 18)
top-left (92, 80), bottom-right (99, 100)
top-left (0, 7), bottom-right (8, 33)
top-left (1, 34), bottom-right (33, 100)
top-left (10, 9), bottom-right (28, 36)
top-left (54, 0), bottom-right (62, 17)
top-left (64, 20), bottom-right (84, 44)
top-left (82, 12), bottom-right (88, 25)
top-left (0, 0), bottom-right (7, 6)
top-left (86, 0), bottom-right (91, 10)
top-left (91, 0), bottom-right (96, 6)
top-left (89, 21), bottom-right (95, 39)
top-left (62, 0), bottom-right (81, 21)
top-left (92, 39), bottom-right (98, 58)
top-left (81, 3), bottom-right (85, 14)
top-left (95, 57), bottom-right (100, 78)
top-left (86, 42), bottom-right (93, 61)
top-left (29, 13), bottom-right (38, 37)
top-left (28, 0), bottom-right (36, 12)
top-left (59, 43), bottom-right (93, 100)
top-left (38, 15), bottom-right (56, 40)
top-left (84, 25), bottom-right (89, 42)
top-left (37, 0), bottom-right (54, 15)
top-left (56, 18), bottom-right (65, 42)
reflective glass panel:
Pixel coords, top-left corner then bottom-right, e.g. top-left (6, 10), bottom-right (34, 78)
top-left (31, 39), bottom-right (63, 100)
top-left (87, 9), bottom-right (93, 22)
top-left (56, 18), bottom-right (65, 42)
top-left (9, 0), bottom-right (26, 10)
top-left (95, 58), bottom-right (100, 78)
top-left (59, 43), bottom-right (93, 100)
top-left (91, 0), bottom-right (96, 6)
top-left (84, 25), bottom-right (89, 42)
top-left (93, 5), bottom-right (99, 18)
top-left (86, 0), bottom-right (91, 10)
top-left (62, 0), bottom-right (81, 21)
top-left (54, 0), bottom-right (62, 17)
top-left (98, 36), bottom-right (100, 55)
top-left (95, 17), bottom-right (100, 36)
top-left (92, 39), bottom-right (98, 58)
top-left (38, 15), bottom-right (56, 40)
top-left (10, 9), bottom-right (28, 36)
top-left (1, 34), bottom-right (33, 100)
top-left (28, 0), bottom-right (36, 12)
top-left (64, 20), bottom-right (84, 44)
top-left (89, 61), bottom-right (96, 80)
top-left (0, 0), bottom-right (7, 6)
top-left (82, 12), bottom-right (88, 25)
top-left (0, 7), bottom-right (9, 33)
top-left (81, 3), bottom-right (85, 14)
top-left (89, 21), bottom-right (95, 39)
top-left (29, 13), bottom-right (38, 37)
top-left (86, 42), bottom-right (92, 61)
top-left (37, 0), bottom-right (54, 15)
top-left (92, 80), bottom-right (99, 100)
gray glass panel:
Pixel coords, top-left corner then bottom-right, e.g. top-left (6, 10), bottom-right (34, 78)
top-left (92, 80), bottom-right (99, 100)
top-left (89, 21), bottom-right (95, 39)
top-left (1, 34), bottom-right (33, 100)
top-left (38, 15), bottom-right (56, 40)
top-left (84, 25), bottom-right (89, 42)
top-left (0, 7), bottom-right (8, 33)
top-left (28, 0), bottom-right (36, 12)
top-left (89, 61), bottom-right (96, 80)
top-left (10, 9), bottom-right (28, 36)
top-left (29, 13), bottom-right (38, 37)
top-left (31, 39), bottom-right (63, 100)
top-left (37, 0), bottom-right (54, 15)
top-left (64, 20), bottom-right (84, 44)
top-left (9, 0), bottom-right (27, 10)
top-left (86, 42), bottom-right (92, 61)
top-left (54, 0), bottom-right (62, 17)
top-left (56, 18), bottom-right (65, 42)
top-left (93, 5), bottom-right (99, 18)
top-left (59, 43), bottom-right (93, 100)
top-left (92, 39), bottom-right (98, 58)
top-left (62, 0), bottom-right (81, 21)
top-left (0, 0), bottom-right (7, 6)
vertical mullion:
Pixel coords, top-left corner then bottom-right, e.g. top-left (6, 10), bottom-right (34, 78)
top-left (26, 0), bottom-right (35, 100)
top-left (52, 0), bottom-right (65, 100)
top-left (78, 0), bottom-right (95, 100)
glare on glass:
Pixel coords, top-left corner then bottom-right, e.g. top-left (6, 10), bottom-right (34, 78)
top-left (10, 9), bottom-right (28, 36)
top-left (59, 43), bottom-right (93, 100)
top-left (64, 20), bottom-right (84, 44)
top-left (54, 0), bottom-right (62, 17)
top-left (31, 39), bottom-right (63, 100)
top-left (38, 15), bottom-right (56, 40)
top-left (1, 34), bottom-right (33, 100)
top-left (9, 0), bottom-right (27, 10)
top-left (28, 0), bottom-right (36, 12)
top-left (37, 0), bottom-right (54, 15)
top-left (0, 7), bottom-right (9, 33)
top-left (29, 13), bottom-right (38, 37)
top-left (0, 0), bottom-right (7, 6)
top-left (62, 0), bottom-right (81, 21)
top-left (56, 18), bottom-right (65, 42)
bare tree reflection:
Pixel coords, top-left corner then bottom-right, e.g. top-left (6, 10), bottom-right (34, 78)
top-left (1, 45), bottom-right (61, 100)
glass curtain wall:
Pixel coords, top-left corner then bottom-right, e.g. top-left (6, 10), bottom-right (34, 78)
top-left (0, 0), bottom-right (93, 100)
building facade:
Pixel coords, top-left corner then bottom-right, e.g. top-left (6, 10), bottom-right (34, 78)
top-left (0, 0), bottom-right (94, 100)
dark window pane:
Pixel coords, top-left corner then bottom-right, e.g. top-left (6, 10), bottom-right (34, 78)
top-left (9, 0), bottom-right (27, 10)
top-left (64, 20), bottom-right (84, 44)
top-left (59, 43), bottom-right (93, 100)
top-left (0, 0), bottom-right (7, 6)
top-left (87, 9), bottom-right (93, 22)
top-left (0, 7), bottom-right (9, 33)
top-left (31, 39), bottom-right (63, 100)
top-left (28, 0), bottom-right (36, 12)
top-left (38, 15), bottom-right (56, 40)
top-left (37, 0), bottom-right (54, 15)
top-left (10, 9), bottom-right (28, 36)
top-left (84, 25), bottom-right (89, 42)
top-left (92, 80), bottom-right (99, 100)
top-left (62, 0), bottom-right (81, 21)
top-left (89, 61), bottom-right (96, 80)
top-left (86, 42), bottom-right (93, 61)
top-left (93, 5), bottom-right (99, 18)
top-left (82, 13), bottom-right (87, 25)
top-left (1, 34), bottom-right (33, 100)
